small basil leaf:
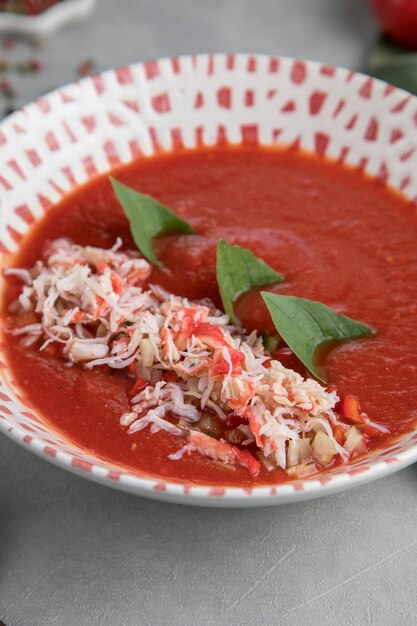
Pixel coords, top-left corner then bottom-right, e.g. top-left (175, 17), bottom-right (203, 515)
top-left (367, 36), bottom-right (417, 95)
top-left (216, 239), bottom-right (283, 324)
top-left (110, 177), bottom-right (195, 266)
top-left (261, 292), bottom-right (375, 382)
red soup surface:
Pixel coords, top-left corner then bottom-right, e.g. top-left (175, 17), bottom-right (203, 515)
top-left (3, 146), bottom-right (417, 486)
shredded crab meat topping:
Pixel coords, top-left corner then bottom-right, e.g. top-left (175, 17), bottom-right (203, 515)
top-left (5, 238), bottom-right (373, 478)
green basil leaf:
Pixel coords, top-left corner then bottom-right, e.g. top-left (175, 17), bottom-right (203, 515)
top-left (110, 177), bottom-right (195, 266)
top-left (261, 292), bottom-right (375, 382)
top-left (216, 239), bottom-right (283, 324)
top-left (367, 36), bottom-right (417, 95)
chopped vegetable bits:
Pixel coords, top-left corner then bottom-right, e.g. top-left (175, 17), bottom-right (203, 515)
top-left (4, 238), bottom-right (385, 479)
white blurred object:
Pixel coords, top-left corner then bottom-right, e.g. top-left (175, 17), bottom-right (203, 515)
top-left (0, 0), bottom-right (96, 35)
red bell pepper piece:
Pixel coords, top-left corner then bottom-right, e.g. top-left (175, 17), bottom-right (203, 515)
top-left (340, 395), bottom-right (364, 425)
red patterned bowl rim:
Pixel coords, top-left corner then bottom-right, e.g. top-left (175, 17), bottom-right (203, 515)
top-left (0, 53), bottom-right (416, 506)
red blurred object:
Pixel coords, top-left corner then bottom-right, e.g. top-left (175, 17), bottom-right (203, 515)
top-left (371, 0), bottom-right (417, 49)
top-left (0, 1), bottom-right (58, 15)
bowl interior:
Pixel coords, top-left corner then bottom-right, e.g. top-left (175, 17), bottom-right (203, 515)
top-left (1, 53), bottom-right (417, 504)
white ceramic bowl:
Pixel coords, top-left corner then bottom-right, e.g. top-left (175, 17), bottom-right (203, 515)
top-left (1, 54), bottom-right (416, 507)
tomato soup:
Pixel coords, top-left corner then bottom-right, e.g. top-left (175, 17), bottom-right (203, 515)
top-left (3, 146), bottom-right (417, 486)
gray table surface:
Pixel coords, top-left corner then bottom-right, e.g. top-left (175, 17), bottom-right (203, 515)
top-left (1, 1), bottom-right (416, 625)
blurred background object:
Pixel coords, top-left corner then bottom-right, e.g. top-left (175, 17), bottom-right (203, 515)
top-left (0, 0), bottom-right (95, 35)
top-left (368, 0), bottom-right (417, 94)
top-left (371, 0), bottom-right (417, 48)
top-left (0, 0), bottom-right (377, 120)
top-left (367, 37), bottom-right (417, 95)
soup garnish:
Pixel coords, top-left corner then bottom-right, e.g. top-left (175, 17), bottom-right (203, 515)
top-left (261, 292), bottom-right (375, 382)
top-left (216, 239), bottom-right (282, 324)
top-left (111, 178), bottom-right (194, 266)
top-left (4, 179), bottom-right (384, 480)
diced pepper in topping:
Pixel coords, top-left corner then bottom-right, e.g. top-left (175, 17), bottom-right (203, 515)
top-left (333, 425), bottom-right (346, 445)
top-left (363, 424), bottom-right (383, 438)
top-left (130, 376), bottom-right (149, 397)
top-left (6, 237), bottom-right (388, 479)
top-left (340, 395), bottom-right (364, 424)
top-left (162, 370), bottom-right (180, 383)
